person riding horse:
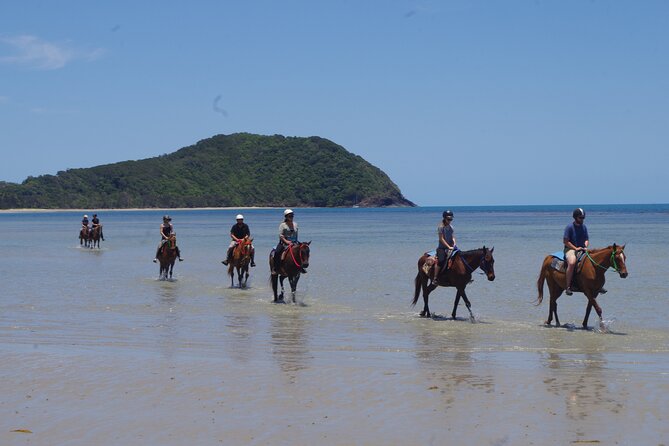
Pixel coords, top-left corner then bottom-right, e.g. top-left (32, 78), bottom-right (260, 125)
top-left (434, 210), bottom-right (457, 283)
top-left (153, 215), bottom-right (184, 263)
top-left (273, 209), bottom-right (306, 274)
top-left (91, 213), bottom-right (104, 241)
top-left (222, 214), bottom-right (256, 267)
top-left (563, 207), bottom-right (606, 296)
top-left (81, 214), bottom-right (90, 233)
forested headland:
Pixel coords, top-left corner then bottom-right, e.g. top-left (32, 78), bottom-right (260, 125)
top-left (0, 133), bottom-right (415, 209)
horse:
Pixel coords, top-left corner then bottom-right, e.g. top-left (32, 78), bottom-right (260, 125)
top-left (79, 226), bottom-right (90, 247)
top-left (270, 241), bottom-right (311, 303)
top-left (89, 225), bottom-right (102, 249)
top-left (536, 244), bottom-right (628, 330)
top-left (412, 247), bottom-right (496, 320)
top-left (158, 234), bottom-right (178, 280)
top-left (228, 236), bottom-right (253, 288)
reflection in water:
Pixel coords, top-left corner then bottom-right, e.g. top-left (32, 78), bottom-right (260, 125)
top-left (270, 308), bottom-right (311, 381)
top-left (540, 334), bottom-right (627, 428)
top-left (411, 322), bottom-right (494, 409)
top-left (156, 281), bottom-right (180, 360)
top-left (223, 313), bottom-right (254, 363)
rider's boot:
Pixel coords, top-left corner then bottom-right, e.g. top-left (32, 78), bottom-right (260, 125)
top-left (432, 263), bottom-right (440, 284)
top-left (222, 247), bottom-right (233, 265)
top-left (250, 250), bottom-right (256, 267)
top-left (153, 247), bottom-right (161, 263)
top-left (177, 247), bottom-right (184, 261)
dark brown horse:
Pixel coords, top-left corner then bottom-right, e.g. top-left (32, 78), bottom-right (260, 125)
top-left (270, 241), bottom-right (311, 303)
top-left (79, 226), bottom-right (90, 247)
top-left (412, 247), bottom-right (495, 320)
top-left (89, 225), bottom-right (102, 249)
top-left (228, 237), bottom-right (253, 288)
top-left (536, 244), bottom-right (628, 330)
top-left (158, 235), bottom-right (178, 280)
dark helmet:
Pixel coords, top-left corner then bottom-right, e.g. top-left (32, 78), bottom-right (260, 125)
top-left (163, 215), bottom-right (171, 221)
top-left (442, 210), bottom-right (454, 219)
top-left (572, 208), bottom-right (586, 219)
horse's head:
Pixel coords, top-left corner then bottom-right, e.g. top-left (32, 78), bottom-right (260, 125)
top-left (240, 237), bottom-right (253, 257)
top-left (480, 246), bottom-right (495, 281)
top-left (612, 243), bottom-right (628, 278)
top-left (297, 241), bottom-right (311, 270)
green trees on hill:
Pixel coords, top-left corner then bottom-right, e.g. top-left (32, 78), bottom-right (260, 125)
top-left (0, 133), bottom-right (414, 209)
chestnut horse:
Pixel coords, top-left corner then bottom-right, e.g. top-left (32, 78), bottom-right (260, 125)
top-left (158, 234), bottom-right (178, 280)
top-left (270, 241), bottom-right (311, 303)
top-left (79, 226), bottom-right (90, 247)
top-left (412, 247), bottom-right (495, 320)
top-left (89, 225), bottom-right (102, 249)
top-left (536, 244), bottom-right (628, 330)
top-left (228, 237), bottom-right (253, 288)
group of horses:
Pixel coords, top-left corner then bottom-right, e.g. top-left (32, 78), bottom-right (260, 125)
top-left (412, 243), bottom-right (627, 331)
top-left (79, 225), bottom-right (102, 249)
top-left (156, 234), bottom-right (312, 304)
top-left (152, 229), bottom-right (628, 329)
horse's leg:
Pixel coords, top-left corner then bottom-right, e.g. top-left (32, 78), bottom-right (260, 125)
top-left (451, 289), bottom-right (462, 320)
top-left (583, 302), bottom-right (593, 329)
top-left (279, 276), bottom-right (286, 301)
top-left (457, 288), bottom-right (474, 321)
top-left (271, 274), bottom-right (279, 302)
top-left (290, 275), bottom-right (300, 303)
top-left (421, 282), bottom-right (437, 318)
top-left (584, 293), bottom-right (604, 330)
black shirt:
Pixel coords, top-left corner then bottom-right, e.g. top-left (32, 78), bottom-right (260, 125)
top-left (230, 223), bottom-right (250, 239)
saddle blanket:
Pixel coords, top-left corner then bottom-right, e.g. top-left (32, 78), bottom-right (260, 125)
top-left (549, 250), bottom-right (586, 273)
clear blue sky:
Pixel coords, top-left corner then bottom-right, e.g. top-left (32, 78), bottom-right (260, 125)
top-left (1, 1), bottom-right (667, 206)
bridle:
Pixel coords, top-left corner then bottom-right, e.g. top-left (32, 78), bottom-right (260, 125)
top-left (288, 243), bottom-right (308, 270)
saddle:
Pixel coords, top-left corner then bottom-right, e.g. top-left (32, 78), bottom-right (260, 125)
top-left (550, 251), bottom-right (586, 291)
top-left (422, 250), bottom-right (457, 276)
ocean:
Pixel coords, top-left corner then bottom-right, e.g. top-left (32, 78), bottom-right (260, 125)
top-left (1, 205), bottom-right (668, 444)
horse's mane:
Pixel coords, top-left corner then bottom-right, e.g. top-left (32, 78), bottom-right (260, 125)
top-left (459, 247), bottom-right (486, 256)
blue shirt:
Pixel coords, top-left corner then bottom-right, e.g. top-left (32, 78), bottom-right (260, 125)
top-left (564, 222), bottom-right (589, 248)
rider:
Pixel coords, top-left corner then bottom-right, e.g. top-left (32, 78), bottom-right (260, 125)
top-left (153, 215), bottom-right (184, 263)
top-left (222, 214), bottom-right (256, 267)
top-left (81, 214), bottom-right (90, 232)
top-left (273, 209), bottom-right (306, 274)
top-left (91, 213), bottom-right (104, 241)
top-left (434, 210), bottom-right (457, 282)
top-left (563, 207), bottom-right (589, 295)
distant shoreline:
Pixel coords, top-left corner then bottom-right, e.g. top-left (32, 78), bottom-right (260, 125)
top-left (0, 206), bottom-right (275, 214)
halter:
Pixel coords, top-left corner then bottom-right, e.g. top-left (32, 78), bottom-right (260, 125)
top-left (585, 246), bottom-right (623, 273)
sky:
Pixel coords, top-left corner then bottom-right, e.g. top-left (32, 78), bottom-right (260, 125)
top-left (0, 0), bottom-right (667, 206)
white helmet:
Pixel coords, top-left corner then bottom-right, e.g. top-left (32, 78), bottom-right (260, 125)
top-left (236, 214), bottom-right (244, 220)
top-left (83, 214), bottom-right (88, 218)
top-left (284, 209), bottom-right (294, 216)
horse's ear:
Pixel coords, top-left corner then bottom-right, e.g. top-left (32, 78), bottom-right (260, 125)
top-left (613, 243), bottom-right (617, 250)
top-left (490, 247), bottom-right (494, 253)
top-left (307, 240), bottom-right (312, 245)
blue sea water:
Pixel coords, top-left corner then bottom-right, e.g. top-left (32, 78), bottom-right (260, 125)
top-left (1, 204), bottom-right (668, 444)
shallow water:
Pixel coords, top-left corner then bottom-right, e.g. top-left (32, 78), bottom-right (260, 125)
top-left (1, 207), bottom-right (668, 445)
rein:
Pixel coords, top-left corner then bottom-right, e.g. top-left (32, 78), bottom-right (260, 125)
top-left (585, 247), bottom-right (621, 272)
top-left (288, 243), bottom-right (303, 269)
top-left (460, 249), bottom-right (489, 274)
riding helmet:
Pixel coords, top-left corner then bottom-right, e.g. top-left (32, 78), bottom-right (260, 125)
top-left (572, 208), bottom-right (586, 219)
top-left (443, 210), bottom-right (454, 220)
top-left (284, 209), bottom-right (294, 216)
top-left (163, 215), bottom-right (171, 221)
top-left (236, 214), bottom-right (244, 220)
top-left (83, 214), bottom-right (88, 218)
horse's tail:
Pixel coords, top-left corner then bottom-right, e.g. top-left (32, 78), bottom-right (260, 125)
top-left (535, 257), bottom-right (548, 306)
top-left (412, 256), bottom-right (426, 307)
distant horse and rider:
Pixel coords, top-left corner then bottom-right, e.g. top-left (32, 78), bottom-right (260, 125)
top-left (158, 234), bottom-right (179, 280)
top-left (412, 246), bottom-right (496, 320)
top-left (536, 244), bottom-right (628, 330)
top-left (227, 236), bottom-right (253, 288)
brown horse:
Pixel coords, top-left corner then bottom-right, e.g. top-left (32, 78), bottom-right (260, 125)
top-left (412, 247), bottom-right (495, 320)
top-left (228, 237), bottom-right (253, 288)
top-left (79, 226), bottom-right (90, 247)
top-left (536, 244), bottom-right (628, 330)
top-left (89, 225), bottom-right (102, 249)
top-left (270, 241), bottom-right (311, 303)
top-left (158, 235), bottom-right (178, 280)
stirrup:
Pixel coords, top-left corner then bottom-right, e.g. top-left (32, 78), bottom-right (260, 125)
top-left (152, 258), bottom-right (157, 263)
top-left (565, 287), bottom-right (573, 296)
top-left (599, 288), bottom-right (607, 294)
